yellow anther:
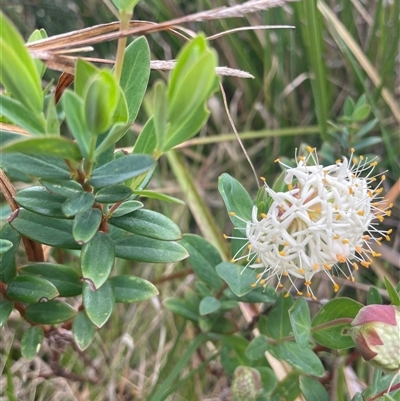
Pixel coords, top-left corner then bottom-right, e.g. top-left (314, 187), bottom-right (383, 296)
top-left (355, 245), bottom-right (362, 253)
top-left (298, 269), bottom-right (305, 274)
top-left (375, 188), bottom-right (383, 194)
top-left (353, 262), bottom-right (359, 271)
top-left (342, 239), bottom-right (350, 244)
top-left (385, 235), bottom-right (390, 242)
top-left (324, 263), bottom-right (332, 270)
top-left (299, 156), bottom-right (305, 161)
top-left (351, 277), bottom-right (355, 282)
top-left (247, 244), bottom-right (252, 250)
top-left (223, 234), bottom-right (228, 239)
top-left (288, 184), bottom-right (293, 190)
top-left (333, 283), bottom-right (339, 292)
top-left (297, 291), bottom-right (303, 296)
top-left (360, 155), bottom-right (364, 160)
top-left (382, 175), bottom-right (386, 181)
top-left (284, 293), bottom-right (290, 298)
top-left (230, 258), bottom-right (236, 263)
top-left (251, 283), bottom-right (257, 287)
top-left (368, 191), bottom-right (373, 198)
top-left (351, 147), bottom-right (355, 152)
top-left (336, 254), bottom-right (346, 263)
top-left (256, 258), bottom-right (261, 263)
top-left (370, 161), bottom-right (378, 167)
top-left (229, 212), bottom-right (236, 216)
top-left (361, 260), bottom-right (371, 268)
top-left (283, 271), bottom-right (289, 276)
top-left (357, 210), bottom-right (365, 216)
top-left (372, 251), bottom-right (381, 257)
top-left (335, 159), bottom-right (341, 164)
top-left (370, 177), bottom-right (377, 182)
top-left (362, 235), bottom-right (370, 240)
top-left (306, 146), bottom-right (313, 152)
top-left (334, 235), bottom-right (340, 240)
top-left (336, 214), bottom-right (342, 220)
top-left (385, 210), bottom-right (391, 216)
top-left (377, 215), bottom-right (384, 222)
top-left (279, 251), bottom-right (286, 256)
top-left (387, 229), bottom-right (393, 234)
top-left (349, 187), bottom-right (354, 195)
top-left (260, 279), bottom-right (266, 285)
top-left (260, 176), bottom-right (266, 182)
top-left (305, 280), bottom-right (312, 286)
top-left (313, 263), bottom-right (319, 270)
top-left (278, 283), bottom-right (284, 288)
top-left (307, 292), bottom-right (311, 298)
top-left (260, 213), bottom-right (267, 218)
top-left (274, 158), bottom-right (280, 163)
top-left (353, 157), bottom-right (358, 164)
top-left (283, 242), bottom-right (289, 246)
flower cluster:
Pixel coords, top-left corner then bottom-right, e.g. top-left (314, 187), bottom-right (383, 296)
top-left (228, 147), bottom-right (392, 299)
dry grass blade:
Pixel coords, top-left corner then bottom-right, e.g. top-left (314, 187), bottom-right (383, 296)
top-left (318, 1), bottom-right (400, 124)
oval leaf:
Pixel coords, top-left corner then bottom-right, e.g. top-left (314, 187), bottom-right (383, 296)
top-left (15, 186), bottom-right (66, 218)
top-left (245, 335), bottom-right (270, 360)
top-left (110, 275), bottom-right (158, 303)
top-left (218, 173), bottom-right (253, 230)
top-left (40, 179), bottom-right (84, 198)
top-left (88, 154), bottom-right (155, 188)
top-left (2, 137), bottom-right (82, 160)
top-left (163, 297), bottom-right (199, 322)
top-left (83, 281), bottom-right (114, 328)
top-left (19, 263), bottom-right (82, 297)
top-left (199, 296), bottom-right (221, 315)
top-left (6, 275), bottom-right (59, 303)
top-left (72, 311), bottom-right (96, 351)
top-left (109, 209), bottom-right (181, 240)
top-left (181, 234), bottom-right (223, 289)
top-left (81, 233), bottom-right (115, 289)
top-left (26, 301), bottom-right (76, 324)
top-left (73, 209), bottom-right (102, 244)
top-left (0, 300), bottom-right (14, 328)
top-left (289, 297), bottom-right (311, 348)
top-left (110, 200), bottom-right (143, 217)
top-left (21, 326), bottom-right (44, 361)
top-left (62, 192), bottom-right (95, 217)
top-left (216, 262), bottom-right (257, 297)
top-left (0, 239), bottom-right (13, 255)
top-left (299, 376), bottom-right (330, 401)
top-left (114, 234), bottom-right (188, 263)
top-left (9, 209), bottom-right (79, 249)
top-left (311, 298), bottom-right (363, 349)
top-left (95, 185), bottom-right (132, 203)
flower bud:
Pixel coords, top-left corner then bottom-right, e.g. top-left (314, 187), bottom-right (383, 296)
top-left (231, 366), bottom-right (261, 401)
top-left (351, 304), bottom-right (400, 371)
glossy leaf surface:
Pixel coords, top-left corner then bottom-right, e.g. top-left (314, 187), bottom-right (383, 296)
top-left (26, 301), bottom-right (76, 324)
top-left (216, 262), bottom-right (256, 296)
top-left (73, 208), bottom-right (102, 244)
top-left (73, 311), bottom-right (96, 351)
top-left (62, 192), bottom-right (95, 217)
top-left (110, 275), bottom-right (158, 303)
top-left (21, 326), bottom-right (44, 361)
top-left (83, 281), bottom-right (114, 328)
top-left (95, 185), bottom-right (132, 203)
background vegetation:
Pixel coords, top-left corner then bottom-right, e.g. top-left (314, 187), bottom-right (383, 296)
top-left (1, 0), bottom-right (399, 400)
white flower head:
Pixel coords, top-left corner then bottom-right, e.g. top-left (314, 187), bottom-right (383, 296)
top-left (227, 147), bottom-right (393, 299)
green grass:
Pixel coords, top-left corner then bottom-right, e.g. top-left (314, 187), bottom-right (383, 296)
top-left (1, 0), bottom-right (399, 399)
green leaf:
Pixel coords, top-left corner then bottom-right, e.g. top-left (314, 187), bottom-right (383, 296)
top-left (343, 97), bottom-right (355, 117)
top-left (352, 104), bottom-right (371, 121)
top-left (265, 293), bottom-right (294, 340)
top-left (26, 300), bottom-right (76, 324)
top-left (245, 335), bottom-right (270, 360)
top-left (0, 223), bottom-right (20, 283)
top-left (114, 234), bottom-right (188, 263)
top-left (0, 95), bottom-right (46, 134)
top-left (9, 208), bottom-right (79, 249)
top-left (15, 186), bottom-right (66, 218)
top-left (74, 59), bottom-right (99, 98)
top-left (270, 372), bottom-right (301, 401)
top-left (367, 286), bottom-right (382, 305)
top-left (384, 277), bottom-right (400, 306)
top-left (6, 275), bottom-right (59, 303)
top-left (133, 116), bottom-right (156, 155)
top-left (84, 70), bottom-right (120, 135)
top-left (62, 192), bottom-right (95, 217)
top-left (1, 153), bottom-right (71, 180)
top-left (131, 189), bottom-right (185, 205)
top-left (272, 342), bottom-right (324, 377)
top-left (45, 96), bottom-right (59, 135)
top-left (216, 262), bottom-right (257, 297)
top-left (0, 239), bottom-right (13, 255)
top-left (21, 326), bottom-right (44, 361)
top-left (311, 298), bottom-right (363, 349)
top-left (163, 297), bottom-right (199, 322)
top-left (73, 208), bottom-right (102, 244)
top-left (88, 154), bottom-right (154, 187)
top-left (40, 179), bottom-right (84, 198)
top-left (28, 29), bottom-right (47, 78)
top-left (0, 13), bottom-right (43, 113)
top-left (299, 376), bottom-right (330, 401)
top-left (223, 286), bottom-right (277, 304)
top-left (153, 80), bottom-right (168, 152)
top-left (2, 137), bottom-right (82, 160)
top-left (72, 311), bottom-right (96, 351)
top-left (289, 297), bottom-right (311, 348)
top-left (110, 275), bottom-right (158, 303)
top-left (95, 185), bottom-right (132, 203)
top-left (0, 300), bottom-right (13, 328)
top-left (209, 316), bottom-right (238, 335)
top-left (218, 173), bottom-right (253, 230)
top-left (109, 209), bottom-right (181, 240)
top-left (81, 233), bottom-right (114, 290)
top-left (353, 118), bottom-right (378, 140)
top-left (62, 90), bottom-right (90, 157)
top-left (199, 296), bottom-right (221, 315)
top-left (180, 234), bottom-right (223, 289)
top-left (120, 36), bottom-right (150, 123)
top-left (110, 200), bottom-right (143, 217)
top-left (83, 281), bottom-right (114, 328)
top-left (19, 263), bottom-right (82, 297)
top-left (93, 122), bottom-right (130, 160)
